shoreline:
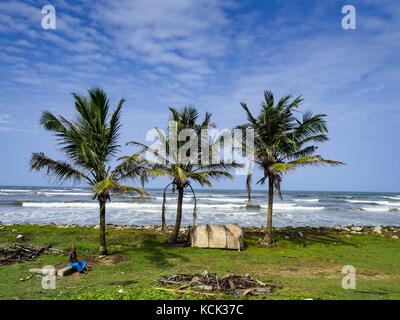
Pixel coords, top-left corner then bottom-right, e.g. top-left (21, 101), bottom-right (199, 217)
top-left (1, 223), bottom-right (399, 239)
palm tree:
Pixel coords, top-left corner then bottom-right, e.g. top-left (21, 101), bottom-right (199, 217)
top-left (30, 88), bottom-right (145, 256)
top-left (239, 90), bottom-right (344, 245)
top-left (128, 106), bottom-right (241, 244)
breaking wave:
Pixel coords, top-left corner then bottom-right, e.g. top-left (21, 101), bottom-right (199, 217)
top-left (294, 198), bottom-right (319, 203)
top-left (346, 199), bottom-right (400, 207)
top-left (361, 207), bottom-right (400, 212)
top-left (37, 192), bottom-right (92, 196)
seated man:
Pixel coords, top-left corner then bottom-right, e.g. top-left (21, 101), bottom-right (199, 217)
top-left (69, 246), bottom-right (87, 273)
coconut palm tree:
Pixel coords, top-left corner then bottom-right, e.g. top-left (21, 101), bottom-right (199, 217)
top-left (239, 90), bottom-right (344, 245)
top-left (30, 88), bottom-right (146, 256)
top-left (128, 106), bottom-right (241, 244)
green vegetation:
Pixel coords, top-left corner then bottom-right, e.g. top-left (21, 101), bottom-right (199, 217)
top-left (1, 225), bottom-right (399, 300)
top-left (30, 88), bottom-right (145, 255)
top-left (239, 91), bottom-right (344, 245)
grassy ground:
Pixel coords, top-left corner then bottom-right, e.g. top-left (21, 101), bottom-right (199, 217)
top-left (0, 224), bottom-right (399, 300)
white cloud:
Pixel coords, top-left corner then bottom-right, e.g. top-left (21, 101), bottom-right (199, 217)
top-left (0, 114), bottom-right (14, 132)
top-left (0, 0), bottom-right (399, 136)
top-left (0, 114), bottom-right (12, 124)
top-left (91, 0), bottom-right (231, 75)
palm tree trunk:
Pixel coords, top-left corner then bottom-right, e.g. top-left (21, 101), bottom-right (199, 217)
top-left (161, 192), bottom-right (167, 232)
top-left (246, 174), bottom-right (251, 205)
top-left (263, 177), bottom-right (274, 245)
top-left (99, 199), bottom-right (108, 255)
top-left (168, 186), bottom-right (184, 244)
top-left (161, 210), bottom-right (166, 232)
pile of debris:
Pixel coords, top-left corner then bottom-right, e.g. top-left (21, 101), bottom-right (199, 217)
top-left (0, 245), bottom-right (66, 265)
top-left (158, 271), bottom-right (281, 296)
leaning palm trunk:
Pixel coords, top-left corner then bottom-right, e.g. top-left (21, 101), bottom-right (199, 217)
top-left (263, 177), bottom-right (274, 245)
top-left (168, 186), bottom-right (184, 244)
top-left (99, 198), bottom-right (108, 255)
top-left (246, 174), bottom-right (252, 205)
top-left (187, 183), bottom-right (197, 228)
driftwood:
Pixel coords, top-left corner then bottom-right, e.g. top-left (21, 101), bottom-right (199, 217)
top-left (158, 271), bottom-right (281, 296)
top-left (0, 245), bottom-right (67, 265)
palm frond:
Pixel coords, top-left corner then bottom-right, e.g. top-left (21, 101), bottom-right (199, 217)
top-left (191, 170), bottom-right (234, 181)
top-left (126, 140), bottom-right (168, 164)
top-left (40, 111), bottom-right (67, 133)
top-left (112, 153), bottom-right (147, 181)
top-left (240, 102), bottom-right (257, 125)
top-left (92, 178), bottom-right (146, 199)
top-left (176, 166), bottom-right (188, 183)
top-left (193, 162), bottom-right (243, 172)
top-left (264, 90), bottom-right (274, 108)
top-left (30, 152), bottom-right (90, 184)
top-left (187, 173), bottom-right (212, 187)
top-left (106, 98), bottom-right (124, 159)
top-left (271, 155), bottom-right (345, 174)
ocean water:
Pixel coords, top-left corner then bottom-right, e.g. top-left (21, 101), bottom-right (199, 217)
top-left (0, 186), bottom-right (399, 227)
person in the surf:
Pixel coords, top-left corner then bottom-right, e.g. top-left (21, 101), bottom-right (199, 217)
top-left (69, 245), bottom-right (88, 273)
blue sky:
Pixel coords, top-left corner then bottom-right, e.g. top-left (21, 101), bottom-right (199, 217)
top-left (0, 0), bottom-right (399, 191)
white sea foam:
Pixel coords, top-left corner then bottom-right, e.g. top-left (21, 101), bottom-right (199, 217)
top-left (21, 202), bottom-right (156, 209)
top-left (199, 211), bottom-right (260, 216)
top-left (346, 200), bottom-right (400, 206)
top-left (20, 201), bottom-right (246, 210)
top-left (383, 196), bottom-right (400, 200)
top-left (346, 199), bottom-right (379, 204)
top-left (199, 197), bottom-right (248, 203)
top-left (155, 197), bottom-right (193, 201)
top-left (183, 203), bottom-right (246, 209)
top-left (361, 207), bottom-right (397, 212)
top-left (272, 203), bottom-right (296, 209)
top-left (37, 192), bottom-right (92, 196)
top-left (294, 198), bottom-right (319, 203)
top-left (387, 202), bottom-right (400, 207)
top-left (0, 189), bottom-right (31, 193)
top-left (291, 206), bottom-right (325, 211)
top-left (261, 203), bottom-right (324, 211)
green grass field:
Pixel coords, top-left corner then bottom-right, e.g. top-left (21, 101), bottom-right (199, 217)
top-left (0, 224), bottom-right (399, 300)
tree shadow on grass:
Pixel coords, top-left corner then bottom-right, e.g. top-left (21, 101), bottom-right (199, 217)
top-left (139, 235), bottom-right (191, 269)
top-left (244, 228), bottom-right (358, 247)
top-left (105, 231), bottom-right (190, 268)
